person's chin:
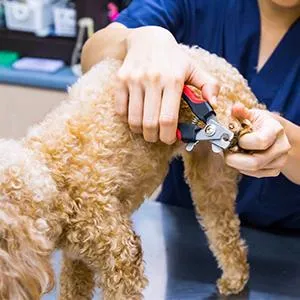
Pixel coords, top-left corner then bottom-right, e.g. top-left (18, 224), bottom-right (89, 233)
top-left (271, 0), bottom-right (300, 8)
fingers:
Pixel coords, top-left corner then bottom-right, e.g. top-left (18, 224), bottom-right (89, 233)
top-left (114, 78), bottom-right (129, 121)
top-left (231, 104), bottom-right (286, 152)
top-left (225, 132), bottom-right (291, 177)
top-left (238, 115), bottom-right (284, 151)
top-left (159, 81), bottom-right (183, 144)
top-left (201, 83), bottom-right (220, 105)
top-left (117, 67), bottom-right (182, 143)
top-left (235, 154), bottom-right (288, 178)
top-left (239, 169), bottom-right (281, 178)
top-left (238, 126), bottom-right (283, 151)
top-left (115, 44), bottom-right (219, 144)
top-left (187, 63), bottom-right (220, 104)
top-left (128, 83), bottom-right (144, 133)
top-left (225, 139), bottom-right (290, 171)
top-left (225, 152), bottom-right (269, 172)
top-left (231, 103), bottom-right (251, 120)
top-left (239, 130), bottom-right (277, 151)
top-left (143, 84), bottom-right (162, 142)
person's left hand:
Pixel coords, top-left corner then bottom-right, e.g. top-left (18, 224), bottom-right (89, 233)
top-left (225, 104), bottom-right (291, 178)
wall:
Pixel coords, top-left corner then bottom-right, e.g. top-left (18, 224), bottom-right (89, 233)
top-left (0, 84), bottom-right (65, 138)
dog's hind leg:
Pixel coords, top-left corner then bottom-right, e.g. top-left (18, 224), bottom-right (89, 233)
top-left (59, 253), bottom-right (95, 300)
top-left (182, 147), bottom-right (249, 296)
top-left (64, 197), bottom-right (148, 300)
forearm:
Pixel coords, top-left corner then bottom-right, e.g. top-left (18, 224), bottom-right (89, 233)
top-left (81, 23), bottom-right (130, 73)
top-left (275, 114), bottom-right (300, 184)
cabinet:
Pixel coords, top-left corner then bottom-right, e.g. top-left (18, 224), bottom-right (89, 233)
top-left (0, 0), bottom-right (113, 64)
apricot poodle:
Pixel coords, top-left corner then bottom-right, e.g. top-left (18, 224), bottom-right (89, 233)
top-left (0, 46), bottom-right (265, 299)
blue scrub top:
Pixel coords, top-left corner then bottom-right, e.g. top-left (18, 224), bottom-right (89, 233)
top-left (116, 0), bottom-right (300, 229)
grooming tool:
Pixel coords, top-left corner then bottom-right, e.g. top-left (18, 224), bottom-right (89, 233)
top-left (177, 85), bottom-right (234, 153)
top-left (71, 17), bottom-right (94, 76)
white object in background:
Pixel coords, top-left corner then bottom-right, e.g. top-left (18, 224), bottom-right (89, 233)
top-left (4, 0), bottom-right (57, 37)
top-left (13, 57), bottom-right (65, 73)
top-left (71, 64), bottom-right (81, 77)
top-left (0, 0), bottom-right (5, 28)
top-left (70, 17), bottom-right (95, 77)
top-left (53, 1), bottom-right (76, 37)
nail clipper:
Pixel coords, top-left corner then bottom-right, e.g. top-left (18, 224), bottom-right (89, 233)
top-left (176, 86), bottom-right (234, 153)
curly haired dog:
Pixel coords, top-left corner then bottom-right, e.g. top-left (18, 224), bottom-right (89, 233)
top-left (0, 46), bottom-right (265, 299)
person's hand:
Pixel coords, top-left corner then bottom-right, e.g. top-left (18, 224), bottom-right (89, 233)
top-left (115, 26), bottom-right (219, 144)
top-left (225, 104), bottom-right (291, 178)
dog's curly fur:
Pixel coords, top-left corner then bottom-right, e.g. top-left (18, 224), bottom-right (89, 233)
top-left (0, 46), bottom-right (265, 299)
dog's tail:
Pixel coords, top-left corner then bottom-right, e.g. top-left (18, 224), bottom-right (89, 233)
top-left (0, 203), bottom-right (55, 300)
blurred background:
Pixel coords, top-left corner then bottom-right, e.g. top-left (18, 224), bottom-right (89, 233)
top-left (0, 0), bottom-right (131, 138)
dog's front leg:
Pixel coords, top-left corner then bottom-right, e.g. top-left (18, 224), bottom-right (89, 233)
top-left (182, 148), bottom-right (249, 295)
top-left (63, 197), bottom-right (148, 300)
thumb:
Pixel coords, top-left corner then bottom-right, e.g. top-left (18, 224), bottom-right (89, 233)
top-left (231, 103), bottom-right (251, 120)
top-left (186, 64), bottom-right (220, 106)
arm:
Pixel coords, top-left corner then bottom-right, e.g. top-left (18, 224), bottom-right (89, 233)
top-left (81, 0), bottom-right (184, 73)
top-left (81, 23), bottom-right (129, 73)
top-left (81, 3), bottom-right (218, 145)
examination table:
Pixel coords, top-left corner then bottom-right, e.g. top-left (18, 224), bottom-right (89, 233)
top-left (44, 201), bottom-right (300, 300)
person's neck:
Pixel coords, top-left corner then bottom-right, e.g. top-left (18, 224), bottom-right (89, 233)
top-left (258, 0), bottom-right (300, 30)
top-left (256, 0), bottom-right (299, 71)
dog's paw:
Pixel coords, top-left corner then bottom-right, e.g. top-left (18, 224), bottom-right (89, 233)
top-left (239, 119), bottom-right (252, 137)
top-left (217, 272), bottom-right (249, 296)
top-left (227, 118), bottom-right (253, 153)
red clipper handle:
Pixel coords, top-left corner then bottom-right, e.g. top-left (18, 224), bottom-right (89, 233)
top-left (176, 128), bottom-right (182, 140)
top-left (182, 86), bottom-right (206, 104)
top-left (182, 85), bottom-right (215, 123)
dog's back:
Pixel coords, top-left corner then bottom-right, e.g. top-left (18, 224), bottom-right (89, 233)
top-left (23, 60), bottom-right (174, 214)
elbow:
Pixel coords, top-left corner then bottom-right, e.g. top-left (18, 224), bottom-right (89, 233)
top-left (81, 31), bottom-right (102, 74)
top-left (81, 23), bottom-right (129, 74)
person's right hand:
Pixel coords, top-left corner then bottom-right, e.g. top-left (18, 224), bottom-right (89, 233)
top-left (115, 25), bottom-right (219, 144)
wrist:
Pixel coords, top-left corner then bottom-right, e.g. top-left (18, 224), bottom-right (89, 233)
top-left (81, 25), bottom-right (130, 73)
top-left (272, 113), bottom-right (298, 147)
top-left (272, 113), bottom-right (300, 184)
top-left (126, 26), bottom-right (175, 48)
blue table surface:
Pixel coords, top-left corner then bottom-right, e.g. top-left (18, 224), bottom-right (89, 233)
top-left (43, 201), bottom-right (300, 300)
top-left (0, 65), bottom-right (78, 91)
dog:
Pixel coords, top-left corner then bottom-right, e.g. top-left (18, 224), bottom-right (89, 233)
top-left (0, 46), bottom-right (265, 299)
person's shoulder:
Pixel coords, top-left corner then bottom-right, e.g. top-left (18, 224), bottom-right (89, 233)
top-left (184, 0), bottom-right (233, 26)
top-left (116, 0), bottom-right (233, 41)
